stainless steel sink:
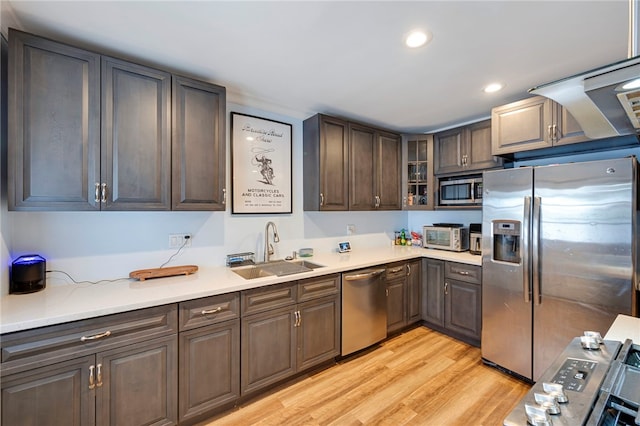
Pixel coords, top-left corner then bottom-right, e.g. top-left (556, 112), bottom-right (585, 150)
top-left (231, 259), bottom-right (325, 280)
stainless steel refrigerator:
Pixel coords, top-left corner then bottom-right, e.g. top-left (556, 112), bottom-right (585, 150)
top-left (481, 156), bottom-right (638, 381)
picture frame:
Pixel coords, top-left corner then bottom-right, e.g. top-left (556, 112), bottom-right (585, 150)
top-left (231, 112), bottom-right (293, 214)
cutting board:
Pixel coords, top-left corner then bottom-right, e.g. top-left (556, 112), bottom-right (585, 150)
top-left (129, 265), bottom-right (198, 281)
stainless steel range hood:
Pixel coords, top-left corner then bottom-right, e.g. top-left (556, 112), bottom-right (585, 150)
top-left (530, 0), bottom-right (640, 140)
top-left (529, 56), bottom-right (640, 139)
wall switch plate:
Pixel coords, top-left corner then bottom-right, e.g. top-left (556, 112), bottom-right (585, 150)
top-left (347, 224), bottom-right (356, 235)
top-left (169, 233), bottom-right (192, 248)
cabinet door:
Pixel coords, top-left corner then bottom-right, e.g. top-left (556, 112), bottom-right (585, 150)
top-left (466, 120), bottom-right (503, 170)
top-left (349, 123), bottom-right (376, 210)
top-left (406, 260), bottom-right (422, 324)
top-left (423, 259), bottom-right (445, 327)
top-left (1, 355), bottom-right (95, 426)
top-left (101, 56), bottom-right (171, 210)
top-left (172, 75), bottom-right (226, 210)
top-left (297, 296), bottom-right (340, 371)
top-left (301, 115), bottom-right (350, 211)
top-left (376, 131), bottom-right (402, 210)
top-left (8, 29), bottom-right (100, 211)
top-left (241, 306), bottom-right (296, 395)
top-left (179, 320), bottom-right (239, 423)
top-left (404, 134), bottom-right (434, 210)
top-left (434, 127), bottom-right (465, 175)
top-left (554, 104), bottom-right (589, 146)
top-left (96, 335), bottom-right (177, 426)
top-left (386, 278), bottom-right (406, 334)
top-left (491, 96), bottom-right (553, 155)
top-left (445, 279), bottom-right (481, 342)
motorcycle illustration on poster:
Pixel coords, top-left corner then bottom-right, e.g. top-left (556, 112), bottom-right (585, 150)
top-left (231, 112), bottom-right (292, 214)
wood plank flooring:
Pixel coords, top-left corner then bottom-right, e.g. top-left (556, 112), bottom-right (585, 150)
top-left (201, 326), bottom-right (531, 426)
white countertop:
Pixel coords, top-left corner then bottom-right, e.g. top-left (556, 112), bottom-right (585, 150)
top-left (605, 314), bottom-right (640, 343)
top-left (0, 247), bottom-right (481, 334)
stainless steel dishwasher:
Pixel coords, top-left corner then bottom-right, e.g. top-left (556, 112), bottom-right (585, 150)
top-left (341, 267), bottom-right (387, 356)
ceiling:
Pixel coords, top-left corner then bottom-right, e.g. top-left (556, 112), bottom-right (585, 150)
top-left (3, 1), bottom-right (632, 133)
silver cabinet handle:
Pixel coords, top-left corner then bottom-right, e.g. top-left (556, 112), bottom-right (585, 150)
top-left (100, 183), bottom-right (107, 203)
top-left (96, 363), bottom-right (103, 387)
top-left (457, 270), bottom-right (470, 276)
top-left (222, 188), bottom-right (226, 205)
top-left (320, 192), bottom-right (325, 206)
top-left (293, 310), bottom-right (301, 327)
top-left (406, 264), bottom-right (411, 276)
top-left (81, 330), bottom-right (112, 342)
top-left (94, 183), bottom-right (100, 203)
top-left (444, 282), bottom-right (449, 295)
top-left (374, 195), bottom-right (380, 208)
top-left (89, 365), bottom-right (95, 390)
top-left (201, 307), bottom-right (223, 315)
top-left (389, 267), bottom-right (403, 273)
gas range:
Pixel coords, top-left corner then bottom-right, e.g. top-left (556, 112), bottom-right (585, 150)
top-left (504, 333), bottom-right (640, 425)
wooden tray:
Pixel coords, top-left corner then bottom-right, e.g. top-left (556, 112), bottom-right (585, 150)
top-left (129, 265), bottom-right (198, 281)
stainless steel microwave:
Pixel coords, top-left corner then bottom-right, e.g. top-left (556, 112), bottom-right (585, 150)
top-left (439, 176), bottom-right (482, 206)
top-left (423, 225), bottom-right (469, 252)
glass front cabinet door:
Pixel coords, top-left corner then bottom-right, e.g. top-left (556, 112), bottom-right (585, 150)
top-left (404, 134), bottom-right (434, 210)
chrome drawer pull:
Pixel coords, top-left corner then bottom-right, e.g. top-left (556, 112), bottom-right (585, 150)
top-left (457, 271), bottom-right (470, 275)
top-left (94, 183), bottom-right (100, 203)
top-left (201, 307), bottom-right (223, 315)
top-left (81, 330), bottom-right (112, 342)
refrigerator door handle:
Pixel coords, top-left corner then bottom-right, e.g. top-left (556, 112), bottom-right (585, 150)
top-left (532, 196), bottom-right (542, 305)
top-left (523, 196), bottom-right (532, 303)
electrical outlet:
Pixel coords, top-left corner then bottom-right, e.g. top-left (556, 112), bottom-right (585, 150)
top-left (347, 224), bottom-right (356, 235)
top-left (168, 233), bottom-right (192, 248)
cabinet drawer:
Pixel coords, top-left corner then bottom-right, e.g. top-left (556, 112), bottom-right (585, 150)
top-left (241, 282), bottom-right (297, 316)
top-left (298, 274), bottom-right (340, 302)
top-left (1, 304), bottom-right (177, 376)
top-left (179, 293), bottom-right (239, 331)
top-left (385, 262), bottom-right (407, 281)
top-left (445, 262), bottom-right (481, 285)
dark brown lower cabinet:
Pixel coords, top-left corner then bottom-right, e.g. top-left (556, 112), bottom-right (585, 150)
top-left (96, 335), bottom-right (177, 426)
top-left (240, 275), bottom-right (340, 396)
top-left (423, 259), bottom-right (481, 346)
top-left (387, 260), bottom-right (422, 334)
top-left (1, 335), bottom-right (177, 426)
top-left (0, 305), bottom-right (178, 426)
top-left (1, 356), bottom-right (95, 426)
top-left (179, 320), bottom-right (239, 423)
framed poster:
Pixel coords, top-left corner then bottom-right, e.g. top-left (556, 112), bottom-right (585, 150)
top-left (231, 112), bottom-right (292, 214)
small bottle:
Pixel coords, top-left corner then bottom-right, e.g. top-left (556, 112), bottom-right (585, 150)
top-left (400, 229), bottom-right (406, 246)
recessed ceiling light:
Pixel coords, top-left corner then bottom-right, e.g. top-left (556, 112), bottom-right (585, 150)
top-left (405, 30), bottom-right (430, 48)
top-left (483, 83), bottom-right (504, 93)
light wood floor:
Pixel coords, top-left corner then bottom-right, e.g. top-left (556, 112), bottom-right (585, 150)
top-left (200, 326), bottom-right (531, 426)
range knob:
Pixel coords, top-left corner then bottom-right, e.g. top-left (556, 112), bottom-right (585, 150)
top-left (543, 382), bottom-right (568, 403)
top-left (525, 403), bottom-right (553, 426)
top-left (534, 393), bottom-right (561, 415)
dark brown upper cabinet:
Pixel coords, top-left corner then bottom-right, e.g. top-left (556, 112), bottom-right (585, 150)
top-left (101, 56), bottom-right (171, 210)
top-left (434, 119), bottom-right (503, 176)
top-left (303, 113), bottom-right (401, 211)
top-left (8, 28), bottom-right (226, 211)
top-left (172, 75), bottom-right (226, 211)
top-left (8, 28), bottom-right (101, 210)
top-left (491, 96), bottom-right (588, 156)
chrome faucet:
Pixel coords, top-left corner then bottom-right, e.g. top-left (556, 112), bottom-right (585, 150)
top-left (264, 221), bottom-right (280, 262)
